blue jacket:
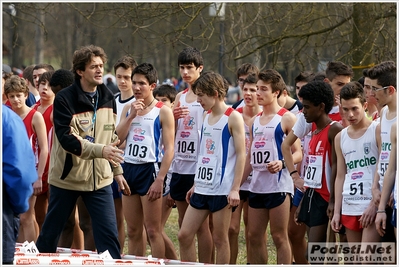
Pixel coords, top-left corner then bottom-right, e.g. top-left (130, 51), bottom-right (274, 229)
top-left (2, 105), bottom-right (37, 214)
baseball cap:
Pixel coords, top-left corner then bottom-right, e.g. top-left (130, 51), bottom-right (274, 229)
top-left (3, 64), bottom-right (12, 77)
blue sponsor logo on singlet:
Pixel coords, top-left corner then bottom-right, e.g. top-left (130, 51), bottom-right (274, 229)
top-left (254, 141), bottom-right (265, 148)
top-left (180, 131), bottom-right (190, 138)
top-left (351, 172), bottom-right (364, 180)
top-left (202, 157), bottom-right (211, 164)
top-left (133, 135), bottom-right (145, 141)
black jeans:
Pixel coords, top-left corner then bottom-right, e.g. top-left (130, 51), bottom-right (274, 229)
top-left (36, 184), bottom-right (121, 259)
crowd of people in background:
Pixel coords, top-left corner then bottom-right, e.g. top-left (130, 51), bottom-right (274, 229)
top-left (2, 44), bottom-right (397, 265)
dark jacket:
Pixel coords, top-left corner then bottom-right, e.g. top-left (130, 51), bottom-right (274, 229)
top-left (49, 80), bottom-right (123, 191)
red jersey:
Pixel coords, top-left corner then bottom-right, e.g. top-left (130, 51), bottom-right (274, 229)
top-left (304, 122), bottom-right (335, 202)
top-left (22, 109), bottom-right (39, 167)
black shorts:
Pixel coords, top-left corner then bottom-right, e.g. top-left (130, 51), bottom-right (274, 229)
top-left (239, 190), bottom-right (250, 202)
top-left (248, 192), bottom-right (289, 209)
top-left (297, 188), bottom-right (329, 227)
top-left (190, 193), bottom-right (228, 213)
top-left (381, 206), bottom-right (396, 242)
top-left (122, 162), bottom-right (159, 196)
top-left (170, 173), bottom-right (195, 201)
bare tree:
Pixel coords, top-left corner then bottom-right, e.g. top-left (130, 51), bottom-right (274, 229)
top-left (2, 3), bottom-right (396, 84)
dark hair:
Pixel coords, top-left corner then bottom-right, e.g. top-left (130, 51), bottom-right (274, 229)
top-left (2, 71), bottom-right (12, 81)
top-left (33, 63), bottom-right (54, 72)
top-left (38, 70), bottom-right (54, 85)
top-left (153, 84), bottom-right (177, 102)
top-left (243, 73), bottom-right (258, 86)
top-left (294, 71), bottom-right (315, 84)
top-left (4, 75), bottom-right (29, 96)
top-left (178, 47), bottom-right (203, 68)
top-left (22, 65), bottom-right (35, 85)
top-left (49, 69), bottom-right (74, 94)
top-left (357, 76), bottom-right (365, 87)
top-left (325, 61), bottom-right (353, 81)
top-left (192, 71), bottom-right (226, 99)
top-left (258, 69), bottom-right (286, 98)
top-left (357, 68), bottom-right (369, 87)
top-left (367, 61), bottom-right (396, 89)
top-left (113, 55), bottom-right (138, 77)
top-left (73, 45), bottom-right (107, 80)
top-left (362, 68), bottom-right (369, 78)
top-left (298, 81), bottom-right (334, 114)
top-left (340, 81), bottom-right (366, 105)
top-left (236, 63), bottom-right (259, 79)
top-left (313, 71), bottom-right (326, 81)
top-left (132, 63), bottom-right (158, 85)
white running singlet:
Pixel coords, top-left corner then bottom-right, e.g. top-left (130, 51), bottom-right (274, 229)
top-left (249, 109), bottom-right (294, 195)
top-left (340, 121), bottom-right (378, 215)
top-left (194, 108), bottom-right (237, 195)
top-left (172, 90), bottom-right (204, 174)
top-left (124, 102), bottom-right (164, 164)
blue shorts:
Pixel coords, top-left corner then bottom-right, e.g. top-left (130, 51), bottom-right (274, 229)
top-left (239, 190), bottom-right (250, 202)
top-left (248, 192), bottom-right (289, 209)
top-left (190, 193), bottom-right (228, 213)
top-left (391, 208), bottom-right (397, 228)
top-left (292, 188), bottom-right (304, 207)
top-left (122, 162), bottom-right (159, 196)
top-left (111, 179), bottom-right (122, 199)
top-left (170, 173), bottom-right (195, 201)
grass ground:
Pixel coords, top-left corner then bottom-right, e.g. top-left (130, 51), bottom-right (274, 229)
top-left (123, 208), bottom-right (277, 264)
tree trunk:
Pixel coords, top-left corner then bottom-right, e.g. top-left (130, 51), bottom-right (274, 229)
top-left (351, 3), bottom-right (375, 80)
top-left (35, 8), bottom-right (44, 64)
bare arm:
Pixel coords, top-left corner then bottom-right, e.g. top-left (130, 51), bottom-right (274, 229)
top-left (146, 106), bottom-right (175, 201)
top-left (282, 130), bottom-right (306, 191)
top-left (282, 112), bottom-right (303, 166)
top-left (228, 111), bottom-right (246, 207)
top-left (32, 111), bottom-right (49, 195)
top-left (241, 116), bottom-right (255, 186)
top-left (327, 122), bottom-right (344, 219)
top-left (115, 99), bottom-right (148, 143)
top-left (331, 132), bottom-right (345, 232)
top-left (283, 113), bottom-right (302, 169)
top-left (172, 92), bottom-right (190, 129)
top-left (282, 130), bottom-right (299, 174)
top-left (372, 123), bottom-right (382, 207)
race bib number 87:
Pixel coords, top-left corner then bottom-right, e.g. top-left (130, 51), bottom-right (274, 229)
top-left (303, 155), bottom-right (322, 188)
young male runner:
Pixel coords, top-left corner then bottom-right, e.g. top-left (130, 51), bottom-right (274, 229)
top-left (170, 47), bottom-right (213, 263)
top-left (369, 61), bottom-right (397, 242)
top-left (178, 71), bottom-right (246, 264)
top-left (241, 69), bottom-right (302, 264)
top-left (331, 82), bottom-right (380, 249)
top-left (294, 81), bottom-right (343, 244)
top-left (116, 63), bottom-right (175, 258)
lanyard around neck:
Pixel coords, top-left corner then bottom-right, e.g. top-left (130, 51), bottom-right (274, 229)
top-left (92, 91), bottom-right (98, 130)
